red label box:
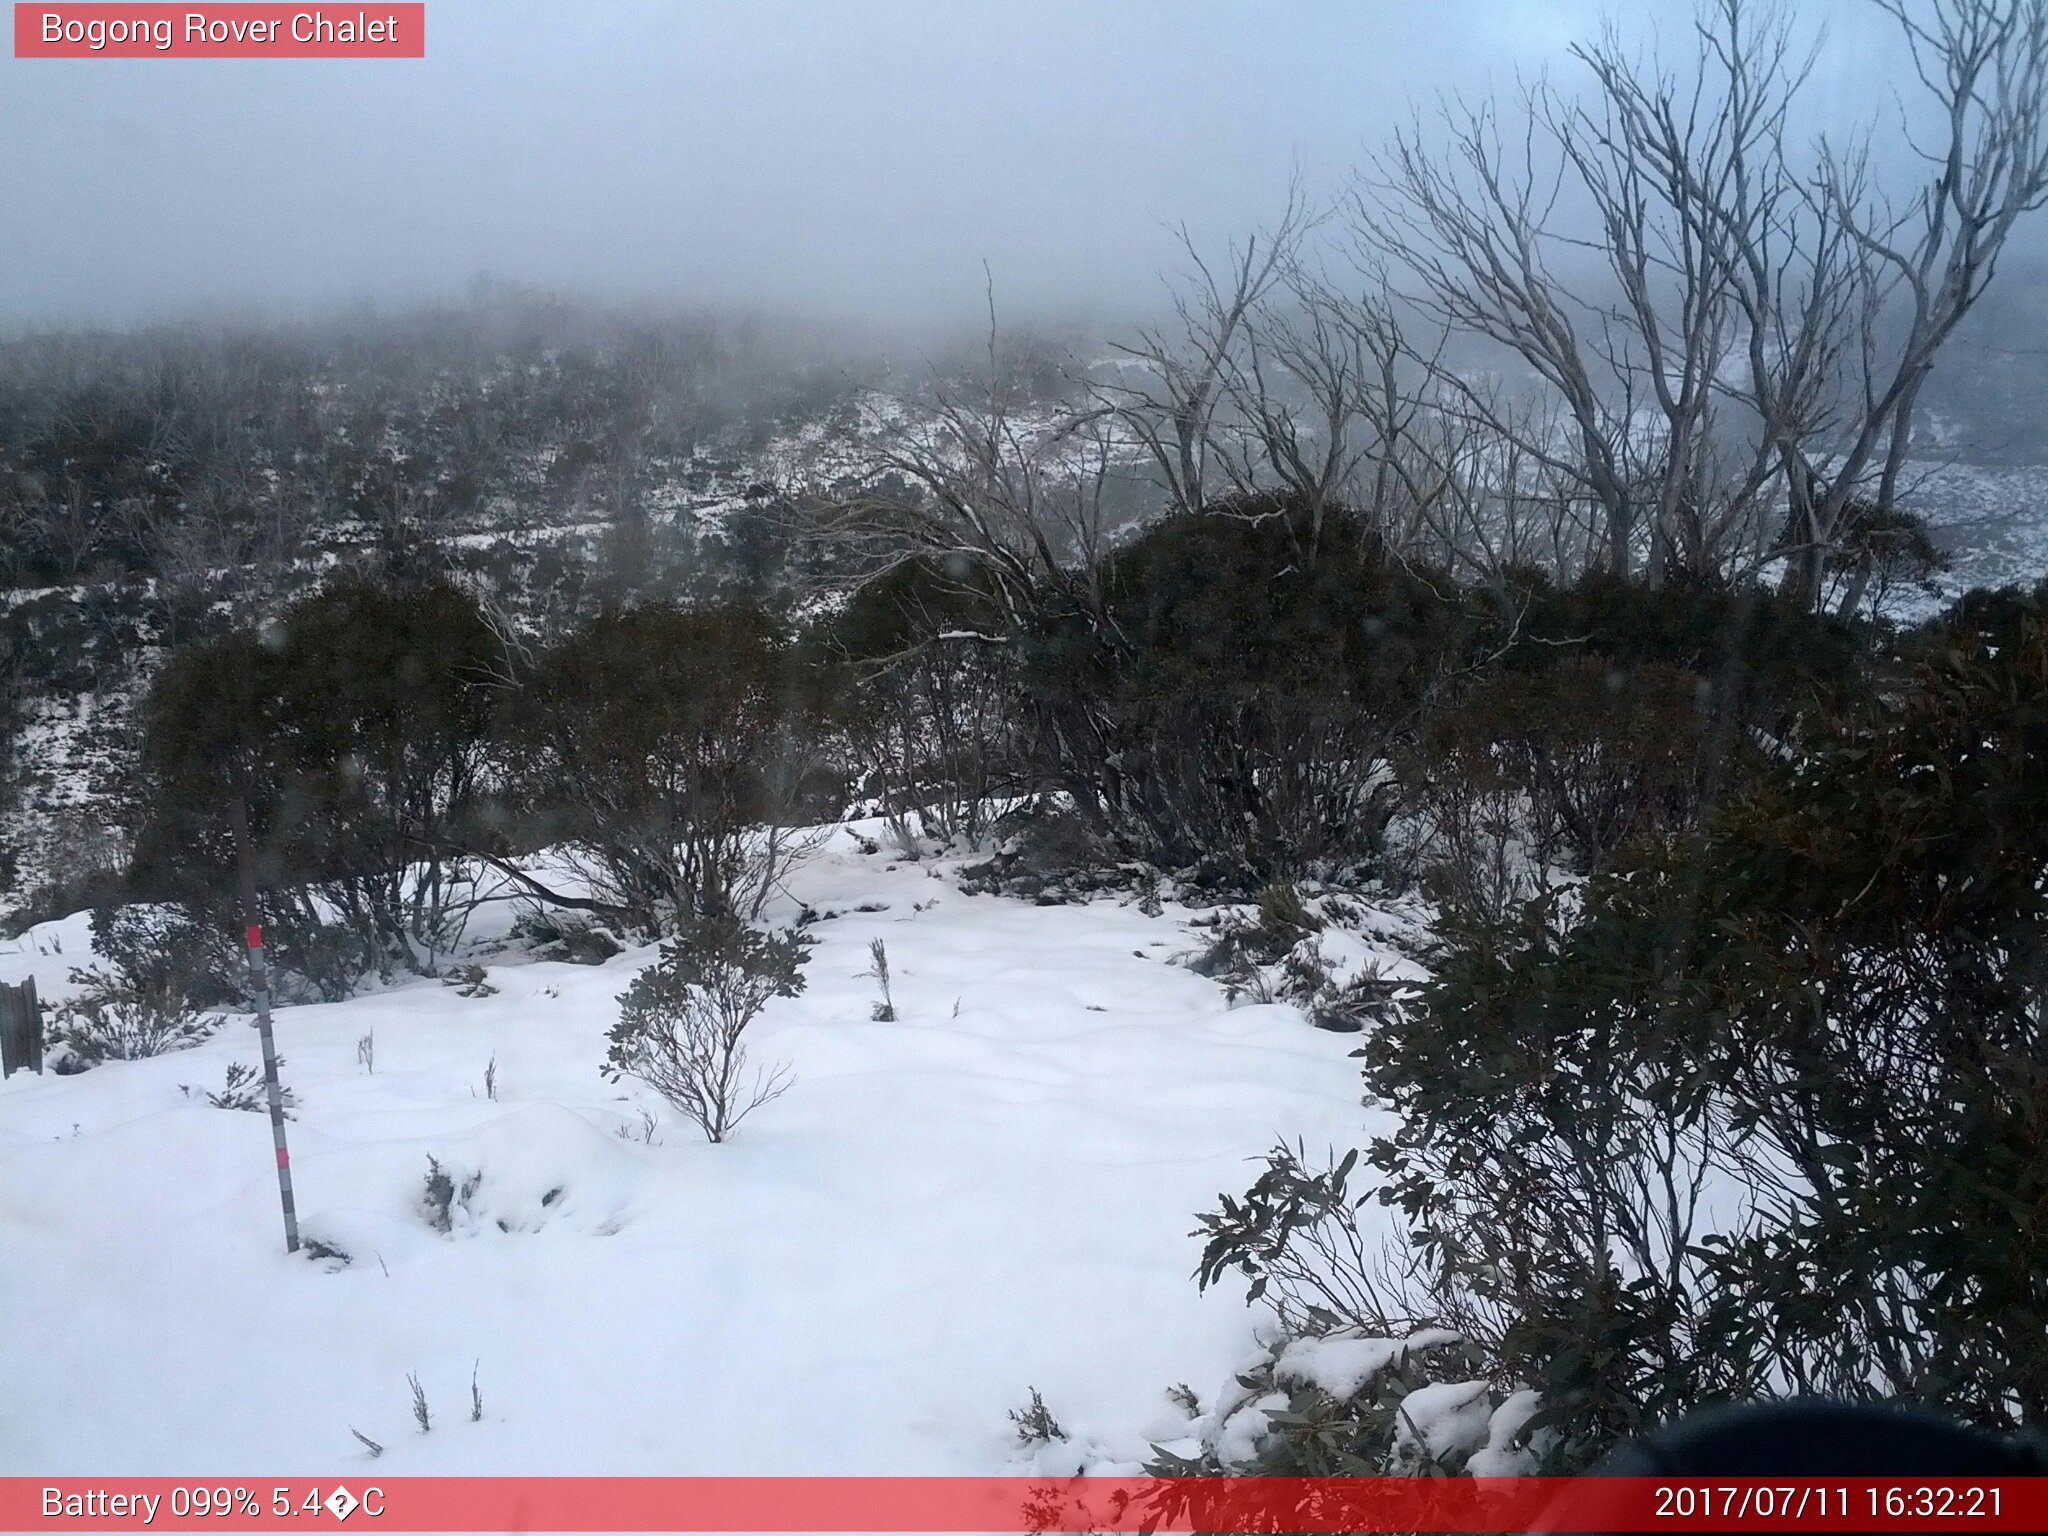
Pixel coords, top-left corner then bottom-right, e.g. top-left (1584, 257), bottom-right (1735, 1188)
top-left (4, 1476), bottom-right (2047, 1533)
top-left (13, 4), bottom-right (424, 57)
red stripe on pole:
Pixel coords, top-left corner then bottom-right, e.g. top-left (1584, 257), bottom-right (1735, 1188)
top-left (245, 924), bottom-right (263, 950)
top-left (2, 1478), bottom-right (2044, 1532)
top-left (275, 1146), bottom-right (289, 1169)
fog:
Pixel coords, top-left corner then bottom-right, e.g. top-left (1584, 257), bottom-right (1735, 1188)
top-left (0, 0), bottom-right (1964, 332)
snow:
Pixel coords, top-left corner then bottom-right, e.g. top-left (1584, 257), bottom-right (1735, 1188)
top-left (0, 824), bottom-right (1375, 1476)
top-left (1210, 1391), bottom-right (1290, 1468)
top-left (1391, 1379), bottom-right (1494, 1468)
top-left (1468, 1388), bottom-right (1545, 1477)
top-left (1272, 1328), bottom-right (1461, 1401)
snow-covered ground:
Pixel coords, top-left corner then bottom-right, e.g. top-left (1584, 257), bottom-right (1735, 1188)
top-left (0, 826), bottom-right (1392, 1476)
top-left (1921, 460), bottom-right (2048, 603)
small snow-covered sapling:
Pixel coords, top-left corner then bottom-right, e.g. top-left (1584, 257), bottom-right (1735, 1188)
top-left (1008, 1387), bottom-right (1067, 1445)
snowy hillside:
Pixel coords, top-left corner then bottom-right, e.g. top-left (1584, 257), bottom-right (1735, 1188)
top-left (0, 825), bottom-right (1390, 1476)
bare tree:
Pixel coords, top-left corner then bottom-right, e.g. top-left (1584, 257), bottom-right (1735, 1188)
top-left (808, 292), bottom-right (1115, 636)
top-left (1206, 263), bottom-right (1462, 552)
top-left (1772, 0), bottom-right (2048, 607)
top-left (1357, 3), bottom-right (1805, 583)
top-left (1087, 188), bottom-right (1315, 520)
top-left (1354, 0), bottom-right (2048, 602)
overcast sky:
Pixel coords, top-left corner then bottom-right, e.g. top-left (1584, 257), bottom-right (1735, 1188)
top-left (0, 0), bottom-right (1921, 331)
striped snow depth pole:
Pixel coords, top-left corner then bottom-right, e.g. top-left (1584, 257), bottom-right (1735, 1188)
top-left (244, 922), bottom-right (300, 1254)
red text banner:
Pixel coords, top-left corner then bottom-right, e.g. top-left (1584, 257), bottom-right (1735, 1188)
top-left (14, 5), bottom-right (424, 57)
top-left (3, 1476), bottom-right (2046, 1532)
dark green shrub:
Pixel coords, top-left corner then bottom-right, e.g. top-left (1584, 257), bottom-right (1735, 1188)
top-left (53, 966), bottom-right (221, 1069)
top-left (130, 574), bottom-right (504, 993)
top-left (1898, 577), bottom-right (2048, 664)
top-left (1422, 655), bottom-right (1714, 875)
top-left (1020, 494), bottom-right (1476, 885)
top-left (1197, 588), bottom-right (2048, 1467)
top-left (88, 903), bottom-right (247, 1009)
top-left (1509, 569), bottom-right (1867, 746)
top-left (827, 557), bottom-right (1020, 847)
top-left (499, 602), bottom-right (822, 934)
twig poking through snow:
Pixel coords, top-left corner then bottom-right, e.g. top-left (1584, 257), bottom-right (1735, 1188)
top-left (408, 1373), bottom-right (431, 1433)
top-left (865, 938), bottom-right (896, 1021)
